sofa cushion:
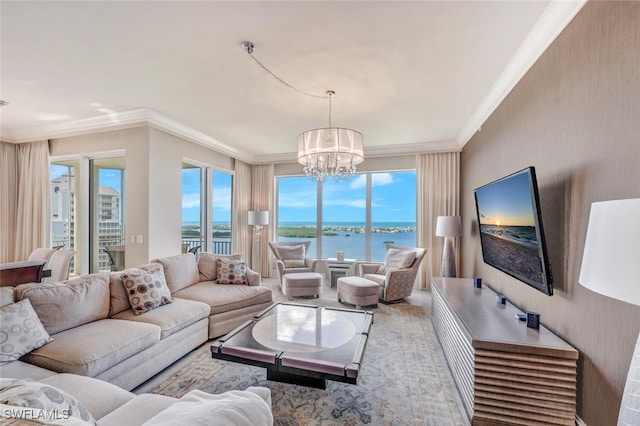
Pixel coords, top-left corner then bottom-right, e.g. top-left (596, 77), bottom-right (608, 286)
top-left (216, 258), bottom-right (248, 284)
top-left (0, 360), bottom-right (58, 381)
top-left (152, 254), bottom-right (200, 293)
top-left (22, 319), bottom-right (160, 377)
top-left (14, 273), bottom-right (110, 335)
top-left (40, 373), bottom-right (135, 421)
top-left (0, 298), bottom-right (53, 365)
top-left (173, 282), bottom-right (273, 316)
top-left (111, 298), bottom-right (210, 339)
top-left (121, 264), bottom-right (173, 315)
top-left (0, 286), bottom-right (14, 308)
top-left (197, 253), bottom-right (242, 282)
top-left (97, 393), bottom-right (177, 426)
top-left (0, 378), bottom-right (96, 425)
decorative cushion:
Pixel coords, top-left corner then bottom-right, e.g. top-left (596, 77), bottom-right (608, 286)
top-left (108, 263), bottom-right (166, 316)
top-left (0, 299), bottom-right (53, 365)
top-left (0, 287), bottom-right (14, 308)
top-left (0, 378), bottom-right (96, 425)
top-left (274, 244), bottom-right (305, 261)
top-left (14, 274), bottom-right (110, 335)
top-left (151, 254), bottom-right (200, 293)
top-left (197, 253), bottom-right (242, 282)
top-left (283, 259), bottom-right (306, 268)
top-left (121, 263), bottom-right (173, 315)
top-left (376, 248), bottom-right (417, 274)
top-left (216, 258), bottom-right (248, 285)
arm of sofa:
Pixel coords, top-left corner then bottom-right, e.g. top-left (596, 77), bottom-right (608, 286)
top-left (245, 267), bottom-right (261, 286)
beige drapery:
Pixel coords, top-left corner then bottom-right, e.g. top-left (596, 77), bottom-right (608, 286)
top-left (231, 160), bottom-right (252, 264)
top-left (416, 151), bottom-right (460, 290)
top-left (251, 164), bottom-right (274, 277)
top-left (0, 140), bottom-right (50, 262)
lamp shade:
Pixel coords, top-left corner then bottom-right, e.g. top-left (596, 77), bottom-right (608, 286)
top-left (435, 216), bottom-right (462, 237)
top-left (578, 198), bottom-right (640, 305)
top-left (248, 210), bottom-right (269, 226)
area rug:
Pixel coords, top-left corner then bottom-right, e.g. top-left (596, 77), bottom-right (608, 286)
top-left (144, 291), bottom-right (469, 425)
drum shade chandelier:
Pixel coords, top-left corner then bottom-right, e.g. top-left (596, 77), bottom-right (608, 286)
top-left (242, 41), bottom-right (364, 182)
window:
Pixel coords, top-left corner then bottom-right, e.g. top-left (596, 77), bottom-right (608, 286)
top-left (50, 161), bottom-right (79, 275)
top-left (322, 175), bottom-right (366, 260)
top-left (276, 171), bottom-right (416, 261)
top-left (212, 170), bottom-right (232, 254)
top-left (91, 157), bottom-right (126, 272)
top-left (182, 165), bottom-right (233, 255)
top-left (276, 176), bottom-right (318, 258)
top-left (182, 164), bottom-right (204, 254)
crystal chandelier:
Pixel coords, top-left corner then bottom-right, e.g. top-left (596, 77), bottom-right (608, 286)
top-left (242, 42), bottom-right (364, 182)
top-left (297, 91), bottom-right (364, 182)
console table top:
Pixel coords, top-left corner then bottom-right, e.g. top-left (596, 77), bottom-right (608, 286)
top-left (432, 277), bottom-right (577, 359)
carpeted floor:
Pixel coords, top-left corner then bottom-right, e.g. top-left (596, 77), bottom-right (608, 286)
top-left (135, 278), bottom-right (469, 425)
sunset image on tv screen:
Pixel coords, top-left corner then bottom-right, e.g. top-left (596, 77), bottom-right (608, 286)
top-left (475, 170), bottom-right (544, 286)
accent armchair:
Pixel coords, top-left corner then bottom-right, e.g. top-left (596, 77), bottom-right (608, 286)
top-left (358, 245), bottom-right (426, 303)
top-left (268, 241), bottom-right (318, 285)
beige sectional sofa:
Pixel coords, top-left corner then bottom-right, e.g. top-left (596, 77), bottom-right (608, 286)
top-left (0, 252), bottom-right (274, 417)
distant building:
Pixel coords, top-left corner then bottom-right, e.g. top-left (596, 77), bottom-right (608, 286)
top-left (51, 173), bottom-right (124, 271)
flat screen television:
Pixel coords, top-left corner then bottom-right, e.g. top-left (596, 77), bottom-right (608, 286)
top-left (474, 167), bottom-right (553, 296)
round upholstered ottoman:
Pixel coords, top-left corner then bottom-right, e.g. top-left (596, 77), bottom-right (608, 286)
top-left (282, 272), bottom-right (323, 299)
top-left (337, 276), bottom-right (379, 309)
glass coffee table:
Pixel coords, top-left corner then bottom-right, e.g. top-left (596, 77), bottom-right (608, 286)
top-left (211, 302), bottom-right (373, 389)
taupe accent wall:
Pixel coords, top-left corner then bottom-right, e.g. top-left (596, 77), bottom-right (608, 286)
top-left (460, 2), bottom-right (640, 424)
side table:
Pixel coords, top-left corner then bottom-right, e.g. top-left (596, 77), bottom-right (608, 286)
top-left (325, 257), bottom-right (356, 288)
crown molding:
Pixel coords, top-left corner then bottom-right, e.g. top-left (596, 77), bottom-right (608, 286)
top-left (253, 139), bottom-right (461, 165)
top-left (456, 0), bottom-right (587, 147)
top-left (3, 108), bottom-right (254, 163)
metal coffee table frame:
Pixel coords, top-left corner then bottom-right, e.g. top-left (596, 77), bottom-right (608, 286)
top-left (211, 302), bottom-right (373, 389)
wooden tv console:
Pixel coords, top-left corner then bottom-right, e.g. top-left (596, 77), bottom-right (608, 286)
top-left (431, 277), bottom-right (578, 426)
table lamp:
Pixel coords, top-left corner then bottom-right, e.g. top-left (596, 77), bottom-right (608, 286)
top-left (435, 216), bottom-right (462, 277)
top-left (578, 198), bottom-right (640, 425)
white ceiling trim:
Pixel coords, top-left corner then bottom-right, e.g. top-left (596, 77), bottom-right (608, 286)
top-left (253, 140), bottom-right (461, 165)
top-left (456, 0), bottom-right (587, 146)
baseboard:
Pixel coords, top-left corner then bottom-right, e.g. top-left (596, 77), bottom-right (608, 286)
top-left (576, 415), bottom-right (587, 426)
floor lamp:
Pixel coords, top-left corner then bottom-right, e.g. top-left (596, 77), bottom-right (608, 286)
top-left (578, 198), bottom-right (640, 425)
top-left (248, 210), bottom-right (269, 276)
top-left (435, 216), bottom-right (462, 277)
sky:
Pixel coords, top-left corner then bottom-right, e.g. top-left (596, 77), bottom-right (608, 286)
top-left (182, 169), bottom-right (232, 223)
top-left (277, 171), bottom-right (416, 223)
top-left (475, 169), bottom-right (535, 227)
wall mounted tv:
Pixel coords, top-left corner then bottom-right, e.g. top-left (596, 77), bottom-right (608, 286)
top-left (474, 166), bottom-right (553, 296)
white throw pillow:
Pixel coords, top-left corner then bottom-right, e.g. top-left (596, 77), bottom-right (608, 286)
top-left (141, 388), bottom-right (272, 426)
top-left (0, 299), bottom-right (53, 365)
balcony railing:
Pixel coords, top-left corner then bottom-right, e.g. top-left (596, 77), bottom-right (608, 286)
top-left (182, 239), bottom-right (231, 255)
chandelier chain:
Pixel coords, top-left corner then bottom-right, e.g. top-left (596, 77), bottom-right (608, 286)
top-left (244, 44), bottom-right (329, 100)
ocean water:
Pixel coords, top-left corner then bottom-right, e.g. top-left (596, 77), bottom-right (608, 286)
top-left (183, 221), bottom-right (417, 262)
top-left (479, 224), bottom-right (538, 248)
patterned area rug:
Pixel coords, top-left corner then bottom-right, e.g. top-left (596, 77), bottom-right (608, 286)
top-left (142, 283), bottom-right (468, 426)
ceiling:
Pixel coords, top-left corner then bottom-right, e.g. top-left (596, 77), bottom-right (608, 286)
top-left (0, 1), bottom-right (585, 164)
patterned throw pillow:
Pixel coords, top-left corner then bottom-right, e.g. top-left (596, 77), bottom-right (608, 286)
top-left (216, 258), bottom-right (248, 284)
top-left (0, 299), bottom-right (53, 365)
top-left (0, 378), bottom-right (96, 425)
top-left (121, 264), bottom-right (173, 315)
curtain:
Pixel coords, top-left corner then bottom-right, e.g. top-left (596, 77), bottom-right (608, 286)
top-left (416, 151), bottom-right (460, 290)
top-left (0, 140), bottom-right (50, 262)
top-left (251, 164), bottom-right (274, 277)
top-left (231, 160), bottom-right (252, 264)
